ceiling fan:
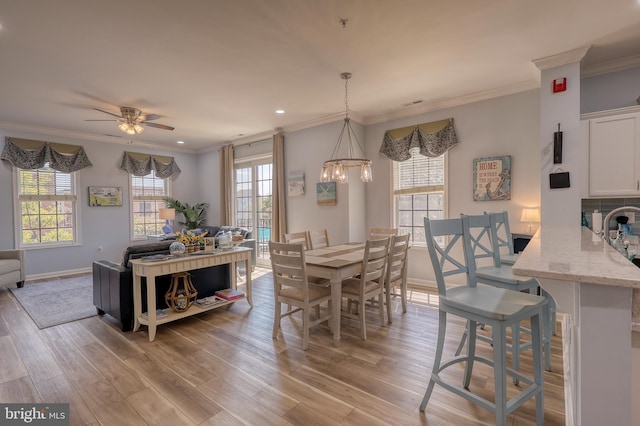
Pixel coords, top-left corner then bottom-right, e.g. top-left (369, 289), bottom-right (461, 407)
top-left (86, 106), bottom-right (174, 135)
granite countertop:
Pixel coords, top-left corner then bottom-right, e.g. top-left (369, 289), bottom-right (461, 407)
top-left (513, 225), bottom-right (640, 331)
top-left (512, 225), bottom-right (640, 289)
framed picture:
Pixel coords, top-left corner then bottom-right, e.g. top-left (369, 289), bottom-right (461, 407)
top-left (288, 172), bottom-right (305, 196)
top-left (203, 237), bottom-right (215, 251)
top-left (88, 186), bottom-right (123, 206)
top-left (473, 156), bottom-right (511, 201)
top-left (316, 182), bottom-right (337, 206)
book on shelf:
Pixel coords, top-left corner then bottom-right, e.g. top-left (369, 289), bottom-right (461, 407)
top-left (141, 309), bottom-right (168, 319)
top-left (214, 288), bottom-right (245, 301)
top-left (195, 295), bottom-right (227, 308)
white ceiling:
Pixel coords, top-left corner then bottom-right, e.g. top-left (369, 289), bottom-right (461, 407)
top-left (1, 0), bottom-right (640, 153)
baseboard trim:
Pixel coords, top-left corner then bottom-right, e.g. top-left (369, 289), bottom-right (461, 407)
top-left (26, 267), bottom-right (92, 282)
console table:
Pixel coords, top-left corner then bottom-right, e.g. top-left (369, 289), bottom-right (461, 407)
top-left (131, 247), bottom-right (252, 341)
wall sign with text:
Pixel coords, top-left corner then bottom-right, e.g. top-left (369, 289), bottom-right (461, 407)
top-left (473, 156), bottom-right (511, 201)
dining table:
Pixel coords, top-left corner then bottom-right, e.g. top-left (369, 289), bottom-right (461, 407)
top-left (304, 242), bottom-right (366, 346)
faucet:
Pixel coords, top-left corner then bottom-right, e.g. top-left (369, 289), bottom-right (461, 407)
top-left (601, 206), bottom-right (640, 241)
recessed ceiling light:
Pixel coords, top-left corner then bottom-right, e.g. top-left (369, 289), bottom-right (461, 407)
top-left (177, 140), bottom-right (185, 144)
top-left (275, 109), bottom-right (285, 114)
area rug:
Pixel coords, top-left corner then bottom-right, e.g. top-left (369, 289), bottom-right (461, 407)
top-left (9, 275), bottom-right (97, 329)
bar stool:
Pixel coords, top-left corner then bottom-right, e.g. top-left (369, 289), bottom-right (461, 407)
top-left (421, 216), bottom-right (546, 425)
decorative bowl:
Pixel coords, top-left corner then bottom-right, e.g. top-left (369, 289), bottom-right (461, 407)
top-left (169, 241), bottom-right (186, 256)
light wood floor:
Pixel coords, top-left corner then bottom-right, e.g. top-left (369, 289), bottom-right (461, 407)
top-left (0, 269), bottom-right (565, 425)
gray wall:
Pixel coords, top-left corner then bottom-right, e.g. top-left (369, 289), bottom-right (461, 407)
top-left (581, 66), bottom-right (640, 113)
top-left (0, 129), bottom-right (203, 277)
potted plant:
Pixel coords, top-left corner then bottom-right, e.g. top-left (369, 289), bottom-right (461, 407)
top-left (163, 197), bottom-right (209, 230)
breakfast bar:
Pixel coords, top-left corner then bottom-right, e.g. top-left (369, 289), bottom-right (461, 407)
top-left (513, 225), bottom-right (640, 426)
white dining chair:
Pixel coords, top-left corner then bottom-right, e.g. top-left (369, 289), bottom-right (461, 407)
top-left (340, 237), bottom-right (389, 339)
top-left (421, 216), bottom-right (546, 425)
top-left (269, 241), bottom-right (332, 350)
top-left (309, 229), bottom-right (330, 249)
top-left (284, 231), bottom-right (311, 250)
top-left (384, 233), bottom-right (410, 322)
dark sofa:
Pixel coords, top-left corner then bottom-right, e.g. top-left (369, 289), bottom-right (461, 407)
top-left (92, 240), bottom-right (230, 331)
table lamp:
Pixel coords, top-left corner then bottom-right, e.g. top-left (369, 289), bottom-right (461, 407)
top-left (159, 208), bottom-right (175, 234)
top-left (521, 207), bottom-right (540, 234)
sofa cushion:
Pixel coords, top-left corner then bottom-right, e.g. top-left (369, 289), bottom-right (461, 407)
top-left (0, 259), bottom-right (20, 275)
top-left (121, 241), bottom-right (174, 267)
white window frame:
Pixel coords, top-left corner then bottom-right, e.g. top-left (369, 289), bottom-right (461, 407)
top-left (14, 165), bottom-right (80, 249)
top-left (129, 171), bottom-right (171, 240)
top-left (392, 149), bottom-right (448, 247)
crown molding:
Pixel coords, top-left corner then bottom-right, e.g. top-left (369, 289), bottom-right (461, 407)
top-left (532, 46), bottom-right (591, 71)
top-left (363, 79), bottom-right (539, 126)
top-left (580, 104), bottom-right (640, 120)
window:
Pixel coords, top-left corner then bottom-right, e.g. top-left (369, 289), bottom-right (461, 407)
top-left (130, 171), bottom-right (170, 238)
top-left (235, 158), bottom-right (272, 265)
top-left (393, 147), bottom-right (446, 246)
top-left (17, 165), bottom-right (77, 247)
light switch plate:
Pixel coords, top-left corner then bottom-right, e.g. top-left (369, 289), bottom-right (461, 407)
top-left (625, 211), bottom-right (635, 223)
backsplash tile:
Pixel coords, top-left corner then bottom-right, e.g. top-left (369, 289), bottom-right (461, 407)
top-left (581, 197), bottom-right (640, 235)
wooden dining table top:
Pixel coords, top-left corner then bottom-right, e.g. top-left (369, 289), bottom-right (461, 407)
top-left (304, 243), bottom-right (366, 269)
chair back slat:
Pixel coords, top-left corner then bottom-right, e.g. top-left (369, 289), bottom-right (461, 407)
top-left (369, 227), bottom-right (398, 240)
top-left (466, 214), bottom-right (501, 267)
top-left (487, 210), bottom-right (515, 257)
top-left (424, 216), bottom-right (476, 295)
top-left (361, 237), bottom-right (390, 285)
top-left (309, 229), bottom-right (330, 249)
top-left (386, 234), bottom-right (410, 280)
top-left (269, 242), bottom-right (310, 301)
top-left (284, 231), bottom-right (311, 250)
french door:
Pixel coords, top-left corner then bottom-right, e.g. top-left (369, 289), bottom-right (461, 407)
top-left (235, 158), bottom-right (272, 266)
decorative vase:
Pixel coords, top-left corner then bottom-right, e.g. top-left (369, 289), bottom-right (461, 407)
top-left (169, 241), bottom-right (186, 256)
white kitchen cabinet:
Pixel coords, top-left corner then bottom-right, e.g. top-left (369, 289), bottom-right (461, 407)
top-left (585, 108), bottom-right (640, 197)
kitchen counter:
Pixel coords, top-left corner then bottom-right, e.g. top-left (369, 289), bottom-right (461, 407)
top-left (512, 224), bottom-right (640, 426)
top-left (513, 225), bottom-right (640, 288)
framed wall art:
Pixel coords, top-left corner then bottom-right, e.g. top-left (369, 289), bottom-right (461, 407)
top-left (473, 156), bottom-right (511, 201)
top-left (288, 172), bottom-right (305, 196)
top-left (316, 182), bottom-right (336, 206)
top-left (88, 186), bottom-right (123, 206)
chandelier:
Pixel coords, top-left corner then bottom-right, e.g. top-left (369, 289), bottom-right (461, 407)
top-left (118, 107), bottom-right (145, 135)
top-left (320, 72), bottom-right (372, 184)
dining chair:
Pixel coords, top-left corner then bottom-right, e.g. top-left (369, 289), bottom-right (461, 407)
top-left (384, 233), bottom-right (410, 322)
top-left (421, 216), bottom-right (546, 425)
top-left (488, 211), bottom-right (518, 265)
top-left (309, 229), bottom-right (330, 249)
top-left (340, 237), bottom-right (390, 340)
top-left (491, 211), bottom-right (557, 336)
top-left (269, 241), bottom-right (332, 350)
top-left (461, 213), bottom-right (552, 376)
top-left (369, 227), bottom-right (398, 239)
top-left (284, 231), bottom-right (311, 250)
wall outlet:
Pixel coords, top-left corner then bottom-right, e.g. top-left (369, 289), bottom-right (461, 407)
top-left (625, 212), bottom-right (635, 224)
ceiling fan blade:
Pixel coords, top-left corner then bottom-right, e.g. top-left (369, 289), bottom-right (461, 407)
top-left (145, 122), bottom-right (175, 131)
top-left (139, 113), bottom-right (162, 122)
top-left (85, 119), bottom-right (119, 122)
top-left (92, 107), bottom-right (123, 118)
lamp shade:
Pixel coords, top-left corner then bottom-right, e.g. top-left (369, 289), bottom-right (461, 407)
top-left (159, 208), bottom-right (175, 220)
top-left (521, 208), bottom-right (540, 223)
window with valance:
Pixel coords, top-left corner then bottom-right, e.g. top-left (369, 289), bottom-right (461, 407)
top-left (119, 151), bottom-right (181, 178)
top-left (1, 137), bottom-right (93, 172)
top-left (379, 118), bottom-right (458, 161)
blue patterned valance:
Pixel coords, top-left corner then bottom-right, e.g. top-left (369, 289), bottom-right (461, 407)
top-left (119, 151), bottom-right (181, 178)
top-left (379, 118), bottom-right (458, 161)
top-left (1, 137), bottom-right (93, 172)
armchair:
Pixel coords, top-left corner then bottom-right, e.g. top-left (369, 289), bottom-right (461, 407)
top-left (0, 249), bottom-right (25, 288)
